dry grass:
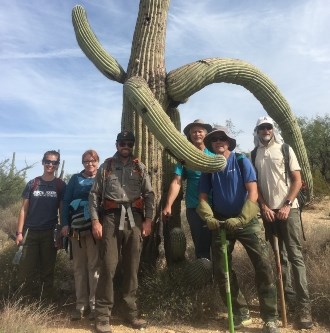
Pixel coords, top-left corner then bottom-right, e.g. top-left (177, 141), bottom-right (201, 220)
top-left (0, 297), bottom-right (63, 333)
top-left (0, 197), bottom-right (329, 331)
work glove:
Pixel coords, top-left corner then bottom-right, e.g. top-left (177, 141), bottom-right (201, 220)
top-left (196, 200), bottom-right (220, 230)
top-left (225, 199), bottom-right (259, 233)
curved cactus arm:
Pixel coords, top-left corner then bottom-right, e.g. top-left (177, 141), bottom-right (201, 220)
top-left (167, 58), bottom-right (313, 200)
top-left (72, 5), bottom-right (126, 83)
top-left (124, 76), bottom-right (227, 173)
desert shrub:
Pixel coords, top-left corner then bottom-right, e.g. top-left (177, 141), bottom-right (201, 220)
top-left (53, 249), bottom-right (75, 305)
top-left (312, 170), bottom-right (330, 197)
top-left (0, 201), bottom-right (21, 238)
top-left (0, 157), bottom-right (28, 209)
top-left (0, 297), bottom-right (63, 333)
top-left (302, 223), bottom-right (330, 323)
top-left (139, 259), bottom-right (223, 323)
top-left (0, 242), bottom-right (19, 298)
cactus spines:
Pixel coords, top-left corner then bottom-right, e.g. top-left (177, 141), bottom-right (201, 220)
top-left (184, 258), bottom-right (213, 288)
top-left (124, 76), bottom-right (227, 173)
top-left (169, 227), bottom-right (187, 262)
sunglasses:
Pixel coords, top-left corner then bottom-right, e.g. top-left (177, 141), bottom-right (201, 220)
top-left (118, 141), bottom-right (134, 148)
top-left (258, 125), bottom-right (273, 131)
top-left (211, 136), bottom-right (228, 143)
top-left (83, 160), bottom-right (97, 165)
top-left (44, 159), bottom-right (59, 166)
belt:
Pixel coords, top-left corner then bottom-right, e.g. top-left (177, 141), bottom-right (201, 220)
top-left (103, 198), bottom-right (143, 210)
top-left (103, 199), bottom-right (137, 230)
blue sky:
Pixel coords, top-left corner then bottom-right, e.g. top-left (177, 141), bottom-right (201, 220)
top-left (1, 0), bottom-right (329, 180)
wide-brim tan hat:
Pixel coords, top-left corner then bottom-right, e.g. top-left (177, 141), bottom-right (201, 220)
top-left (183, 119), bottom-right (212, 138)
top-left (204, 125), bottom-right (236, 152)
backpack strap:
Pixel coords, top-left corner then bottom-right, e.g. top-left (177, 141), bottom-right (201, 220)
top-left (250, 147), bottom-right (258, 168)
top-left (235, 153), bottom-right (246, 184)
top-left (31, 176), bottom-right (41, 193)
top-left (281, 143), bottom-right (290, 186)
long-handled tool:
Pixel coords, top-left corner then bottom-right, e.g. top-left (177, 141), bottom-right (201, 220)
top-left (272, 232), bottom-right (287, 327)
top-left (12, 228), bottom-right (29, 265)
top-left (219, 221), bottom-right (235, 333)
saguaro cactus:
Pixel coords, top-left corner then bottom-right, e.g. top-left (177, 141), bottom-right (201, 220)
top-left (72, 1), bottom-right (313, 263)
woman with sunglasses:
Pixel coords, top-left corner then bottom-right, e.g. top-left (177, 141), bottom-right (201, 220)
top-left (15, 150), bottom-right (66, 301)
top-left (61, 149), bottom-right (100, 320)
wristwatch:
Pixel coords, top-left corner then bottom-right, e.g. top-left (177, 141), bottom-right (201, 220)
top-left (284, 199), bottom-right (293, 207)
top-left (16, 231), bottom-right (23, 236)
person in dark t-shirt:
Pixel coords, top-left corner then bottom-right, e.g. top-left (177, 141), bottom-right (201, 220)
top-left (15, 150), bottom-right (66, 300)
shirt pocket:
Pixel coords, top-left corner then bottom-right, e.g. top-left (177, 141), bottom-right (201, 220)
top-left (128, 173), bottom-right (141, 194)
top-left (106, 174), bottom-right (120, 192)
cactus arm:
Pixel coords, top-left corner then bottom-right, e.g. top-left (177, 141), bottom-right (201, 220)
top-left (167, 58), bottom-right (313, 200)
top-left (72, 5), bottom-right (126, 83)
top-left (124, 76), bottom-right (227, 173)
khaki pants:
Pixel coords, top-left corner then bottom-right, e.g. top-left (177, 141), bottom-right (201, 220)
top-left (95, 210), bottom-right (143, 321)
top-left (71, 230), bottom-right (100, 311)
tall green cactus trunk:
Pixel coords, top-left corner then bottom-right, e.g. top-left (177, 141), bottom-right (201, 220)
top-left (122, 0), bottom-right (181, 229)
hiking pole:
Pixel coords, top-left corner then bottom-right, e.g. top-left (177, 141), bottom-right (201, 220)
top-left (219, 221), bottom-right (235, 333)
top-left (272, 232), bottom-right (287, 327)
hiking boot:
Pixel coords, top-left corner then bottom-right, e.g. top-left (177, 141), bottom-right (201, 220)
top-left (70, 309), bottom-right (83, 321)
top-left (95, 320), bottom-right (112, 333)
top-left (127, 317), bottom-right (148, 329)
top-left (70, 307), bottom-right (91, 321)
top-left (262, 321), bottom-right (279, 333)
top-left (88, 309), bottom-right (95, 320)
top-left (233, 314), bottom-right (253, 329)
top-left (296, 309), bottom-right (313, 329)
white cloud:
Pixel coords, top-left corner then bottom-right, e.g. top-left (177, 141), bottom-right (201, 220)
top-left (0, 0), bottom-right (329, 180)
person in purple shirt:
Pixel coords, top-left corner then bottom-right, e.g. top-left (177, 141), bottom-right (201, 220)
top-left (197, 126), bottom-right (278, 333)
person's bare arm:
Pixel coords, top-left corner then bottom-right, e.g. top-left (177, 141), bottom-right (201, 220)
top-left (162, 175), bottom-right (182, 217)
top-left (245, 181), bottom-right (258, 203)
top-left (277, 170), bottom-right (302, 221)
top-left (257, 185), bottom-right (276, 222)
top-left (16, 199), bottom-right (29, 245)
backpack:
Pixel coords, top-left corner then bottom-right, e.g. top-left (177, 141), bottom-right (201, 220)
top-left (31, 176), bottom-right (65, 206)
top-left (250, 144), bottom-right (306, 240)
top-left (235, 153), bottom-right (245, 177)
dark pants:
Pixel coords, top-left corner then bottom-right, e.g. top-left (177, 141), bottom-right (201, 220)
top-left (18, 229), bottom-right (57, 300)
top-left (186, 208), bottom-right (212, 259)
top-left (95, 210), bottom-right (143, 322)
top-left (212, 217), bottom-right (277, 322)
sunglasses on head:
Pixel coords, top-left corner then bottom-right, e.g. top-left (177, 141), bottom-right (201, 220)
top-left (44, 159), bottom-right (59, 166)
top-left (211, 136), bottom-right (228, 143)
top-left (118, 141), bottom-right (134, 148)
top-left (258, 124), bottom-right (273, 131)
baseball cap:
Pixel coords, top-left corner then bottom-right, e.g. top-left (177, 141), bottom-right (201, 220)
top-left (116, 130), bottom-right (135, 142)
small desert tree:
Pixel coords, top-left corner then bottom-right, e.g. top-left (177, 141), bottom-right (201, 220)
top-left (0, 153), bottom-right (30, 209)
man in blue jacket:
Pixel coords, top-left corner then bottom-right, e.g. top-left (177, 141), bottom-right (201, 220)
top-left (197, 126), bottom-right (278, 333)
